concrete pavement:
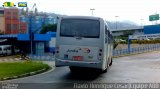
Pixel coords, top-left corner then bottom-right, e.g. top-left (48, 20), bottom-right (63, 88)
top-left (1, 51), bottom-right (160, 89)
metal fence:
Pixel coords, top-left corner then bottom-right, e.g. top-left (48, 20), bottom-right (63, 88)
top-left (28, 44), bottom-right (160, 60)
top-left (28, 54), bottom-right (54, 61)
top-left (113, 44), bottom-right (160, 57)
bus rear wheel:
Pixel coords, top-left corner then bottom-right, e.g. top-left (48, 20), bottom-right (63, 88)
top-left (102, 68), bottom-right (107, 73)
top-left (69, 66), bottom-right (80, 73)
top-left (109, 58), bottom-right (113, 66)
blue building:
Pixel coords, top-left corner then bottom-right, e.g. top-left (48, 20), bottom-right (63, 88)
top-left (19, 16), bottom-right (57, 34)
top-left (144, 25), bottom-right (160, 34)
top-left (18, 15), bottom-right (57, 54)
top-left (17, 32), bottom-right (56, 54)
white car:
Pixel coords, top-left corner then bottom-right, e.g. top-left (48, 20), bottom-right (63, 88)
top-left (0, 45), bottom-right (12, 56)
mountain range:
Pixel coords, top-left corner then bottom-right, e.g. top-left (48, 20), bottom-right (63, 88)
top-left (106, 20), bottom-right (139, 31)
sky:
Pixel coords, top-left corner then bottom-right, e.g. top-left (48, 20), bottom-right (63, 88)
top-left (0, 0), bottom-right (160, 25)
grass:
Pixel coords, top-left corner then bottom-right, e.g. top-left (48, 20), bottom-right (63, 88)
top-left (0, 61), bottom-right (50, 79)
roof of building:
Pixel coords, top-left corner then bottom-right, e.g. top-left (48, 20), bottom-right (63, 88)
top-left (0, 34), bottom-right (17, 38)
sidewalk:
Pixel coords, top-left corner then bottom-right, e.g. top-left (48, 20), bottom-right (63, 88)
top-left (0, 56), bottom-right (21, 62)
top-left (42, 61), bottom-right (55, 67)
top-left (0, 52), bottom-right (55, 62)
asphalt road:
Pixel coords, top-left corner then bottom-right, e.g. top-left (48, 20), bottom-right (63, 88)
top-left (1, 51), bottom-right (160, 89)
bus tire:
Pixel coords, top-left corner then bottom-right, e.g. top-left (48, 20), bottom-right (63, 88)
top-left (102, 68), bottom-right (107, 73)
top-left (109, 58), bottom-right (113, 66)
top-left (101, 62), bottom-right (108, 73)
top-left (69, 66), bottom-right (78, 73)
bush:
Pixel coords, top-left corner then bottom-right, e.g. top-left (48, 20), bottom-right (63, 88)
top-left (131, 39), bottom-right (160, 44)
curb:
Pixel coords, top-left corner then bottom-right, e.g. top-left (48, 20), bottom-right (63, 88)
top-left (0, 67), bottom-right (50, 81)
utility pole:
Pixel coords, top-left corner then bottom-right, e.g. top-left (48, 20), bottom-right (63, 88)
top-left (29, 15), bottom-right (33, 55)
top-left (29, 3), bottom-right (37, 55)
top-left (140, 19), bottom-right (144, 35)
top-left (115, 16), bottom-right (119, 30)
top-left (90, 8), bottom-right (95, 16)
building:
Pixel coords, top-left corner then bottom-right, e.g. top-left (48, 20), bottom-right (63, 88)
top-left (4, 8), bottom-right (19, 34)
top-left (111, 24), bottom-right (160, 37)
top-left (44, 16), bottom-right (57, 25)
top-left (19, 22), bottom-right (27, 34)
top-left (19, 16), bottom-right (56, 33)
top-left (3, 8), bottom-right (27, 34)
top-left (144, 25), bottom-right (160, 34)
top-left (0, 9), bottom-right (5, 34)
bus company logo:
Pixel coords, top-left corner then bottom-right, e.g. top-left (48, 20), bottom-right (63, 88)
top-left (83, 48), bottom-right (90, 53)
top-left (18, 2), bottom-right (27, 7)
top-left (67, 47), bottom-right (81, 53)
top-left (2, 2), bottom-right (16, 7)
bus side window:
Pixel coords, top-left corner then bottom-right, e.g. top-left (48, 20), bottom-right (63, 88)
top-left (109, 33), bottom-right (111, 44)
top-left (108, 30), bottom-right (110, 43)
top-left (105, 25), bottom-right (109, 35)
top-left (105, 25), bottom-right (108, 43)
top-left (111, 35), bottom-right (113, 44)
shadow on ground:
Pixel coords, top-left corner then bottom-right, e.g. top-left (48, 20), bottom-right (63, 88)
top-left (63, 68), bottom-right (101, 80)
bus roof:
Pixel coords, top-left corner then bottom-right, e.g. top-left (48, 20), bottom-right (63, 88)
top-left (58, 16), bottom-right (103, 20)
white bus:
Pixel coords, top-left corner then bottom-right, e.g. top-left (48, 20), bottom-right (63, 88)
top-left (55, 16), bottom-right (113, 73)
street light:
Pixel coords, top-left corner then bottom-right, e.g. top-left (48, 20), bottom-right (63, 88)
top-left (140, 19), bottom-right (144, 35)
top-left (90, 8), bottom-right (95, 16)
top-left (140, 19), bottom-right (144, 27)
top-left (29, 15), bottom-right (33, 55)
top-left (115, 16), bottom-right (119, 30)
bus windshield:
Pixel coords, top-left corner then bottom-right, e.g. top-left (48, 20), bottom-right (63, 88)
top-left (60, 19), bottom-right (100, 38)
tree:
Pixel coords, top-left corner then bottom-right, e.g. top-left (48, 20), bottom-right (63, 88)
top-left (40, 24), bottom-right (57, 34)
top-left (113, 39), bottom-right (119, 49)
top-left (123, 30), bottom-right (133, 37)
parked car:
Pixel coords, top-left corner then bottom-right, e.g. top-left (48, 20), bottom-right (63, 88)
top-left (14, 46), bottom-right (20, 54)
top-left (0, 45), bottom-right (12, 56)
top-left (0, 45), bottom-right (20, 56)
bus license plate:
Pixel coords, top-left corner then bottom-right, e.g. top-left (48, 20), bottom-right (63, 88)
top-left (73, 56), bottom-right (83, 61)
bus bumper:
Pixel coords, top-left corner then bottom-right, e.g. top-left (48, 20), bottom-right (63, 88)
top-left (55, 58), bottom-right (103, 69)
